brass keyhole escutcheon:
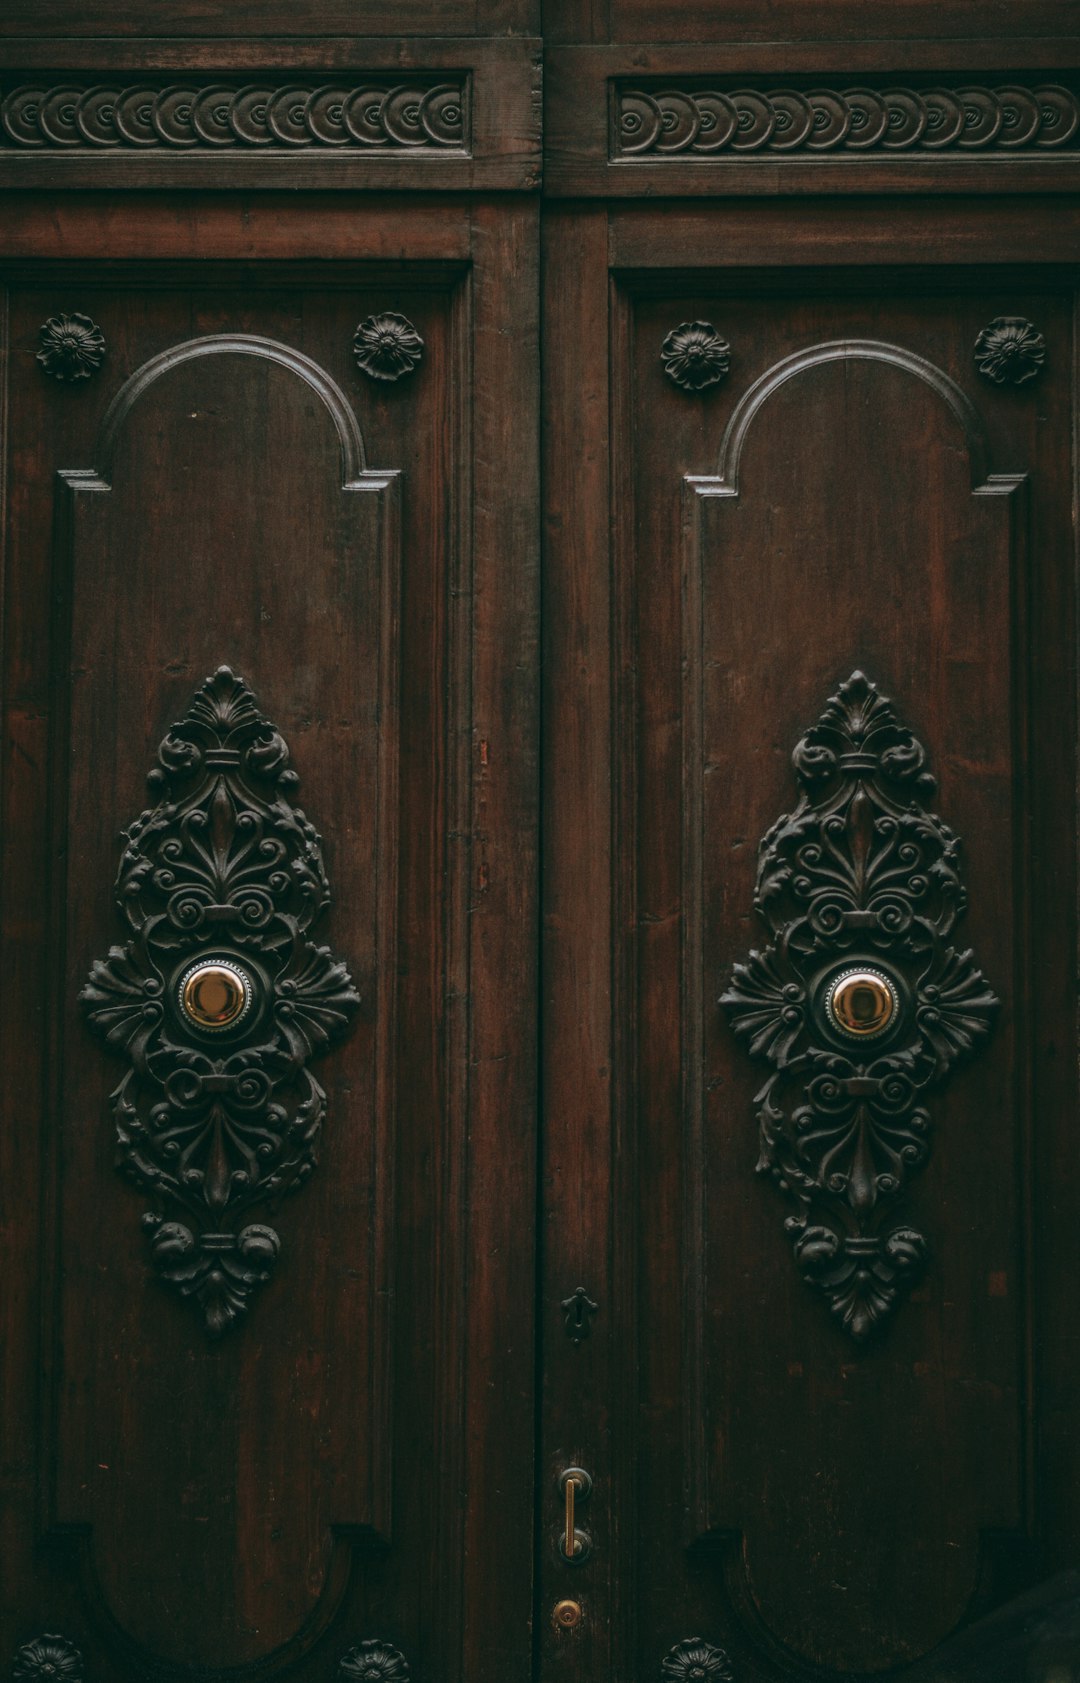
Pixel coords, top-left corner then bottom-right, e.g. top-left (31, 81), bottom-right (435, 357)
top-left (552, 1599), bottom-right (583, 1632)
top-left (825, 966), bottom-right (899, 1040)
top-left (178, 959), bottom-right (253, 1033)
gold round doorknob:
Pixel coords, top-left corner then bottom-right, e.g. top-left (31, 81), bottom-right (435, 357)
top-left (178, 959), bottom-right (253, 1032)
top-left (552, 1599), bottom-right (583, 1631)
top-left (825, 966), bottom-right (898, 1039)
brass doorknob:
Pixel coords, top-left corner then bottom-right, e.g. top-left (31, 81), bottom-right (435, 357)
top-left (177, 958), bottom-right (253, 1032)
top-left (824, 966), bottom-right (898, 1039)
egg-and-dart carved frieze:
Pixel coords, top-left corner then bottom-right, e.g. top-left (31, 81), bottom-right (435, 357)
top-left (721, 673), bottom-right (998, 1342)
top-left (80, 666), bottom-right (360, 1338)
top-left (615, 82), bottom-right (1079, 156)
top-left (1, 80), bottom-right (468, 150)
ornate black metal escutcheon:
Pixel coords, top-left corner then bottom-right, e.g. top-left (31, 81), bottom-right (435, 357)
top-left (81, 666), bottom-right (360, 1336)
top-left (721, 672), bottom-right (998, 1341)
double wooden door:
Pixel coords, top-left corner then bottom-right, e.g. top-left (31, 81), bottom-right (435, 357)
top-left (2, 10), bottom-right (1080, 1683)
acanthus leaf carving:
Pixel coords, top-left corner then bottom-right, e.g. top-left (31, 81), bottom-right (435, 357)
top-left (81, 666), bottom-right (360, 1336)
top-left (720, 672), bottom-right (998, 1341)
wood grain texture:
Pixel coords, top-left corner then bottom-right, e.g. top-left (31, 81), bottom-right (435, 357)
top-left (0, 41), bottom-right (542, 191)
top-left (0, 1), bottom-right (540, 38)
top-left (541, 227), bottom-right (1077, 1678)
top-left (0, 213), bottom-right (538, 1682)
top-left (545, 47), bottom-right (1080, 196)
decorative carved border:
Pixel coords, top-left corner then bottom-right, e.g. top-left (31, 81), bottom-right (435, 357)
top-left (1, 79), bottom-right (469, 151)
top-left (614, 82), bottom-right (1079, 157)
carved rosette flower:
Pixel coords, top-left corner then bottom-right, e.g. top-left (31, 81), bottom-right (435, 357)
top-left (352, 312), bottom-right (424, 383)
top-left (660, 1638), bottom-right (734, 1682)
top-left (36, 312), bottom-right (106, 383)
top-left (80, 667), bottom-right (360, 1336)
top-left (338, 1640), bottom-right (411, 1683)
top-left (721, 673), bottom-right (998, 1340)
top-left (660, 321), bottom-right (731, 391)
top-left (974, 316), bottom-right (1046, 385)
top-left (12, 1636), bottom-right (84, 1683)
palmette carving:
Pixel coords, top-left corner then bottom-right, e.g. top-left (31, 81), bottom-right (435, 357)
top-left (721, 673), bottom-right (998, 1340)
top-left (81, 667), bottom-right (360, 1336)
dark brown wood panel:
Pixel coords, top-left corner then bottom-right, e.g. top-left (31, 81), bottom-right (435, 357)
top-left (542, 0), bottom-right (1080, 46)
top-left (0, 40), bottom-right (542, 192)
top-left (0, 196), bottom-right (538, 1683)
top-left (541, 205), bottom-right (1079, 1681)
top-left (545, 45), bottom-right (1080, 197)
top-left (0, 1), bottom-right (538, 39)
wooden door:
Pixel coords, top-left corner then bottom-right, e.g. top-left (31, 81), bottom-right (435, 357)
top-left (0, 27), bottom-right (540, 1683)
top-left (540, 11), bottom-right (1080, 1681)
top-left (3, 8), bottom-right (1080, 1683)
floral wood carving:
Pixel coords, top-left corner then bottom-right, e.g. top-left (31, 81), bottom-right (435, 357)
top-left (352, 313), bottom-right (424, 383)
top-left (974, 316), bottom-right (1046, 385)
top-left (661, 322), bottom-right (731, 391)
top-left (12, 1637), bottom-right (84, 1683)
top-left (37, 313), bottom-right (105, 382)
top-left (720, 673), bottom-right (998, 1341)
top-left (80, 666), bottom-right (360, 1336)
top-left (2, 82), bottom-right (467, 150)
top-left (659, 1638), bottom-right (734, 1681)
top-left (338, 1640), bottom-right (410, 1682)
top-left (615, 83), bottom-right (1079, 155)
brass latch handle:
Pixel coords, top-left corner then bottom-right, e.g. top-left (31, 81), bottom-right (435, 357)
top-left (558, 1466), bottom-right (592, 1563)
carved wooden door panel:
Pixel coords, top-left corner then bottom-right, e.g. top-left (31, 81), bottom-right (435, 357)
top-left (4, 10), bottom-right (1080, 1683)
top-left (0, 45), bottom-right (540, 1678)
top-left (539, 40), bottom-right (1080, 1677)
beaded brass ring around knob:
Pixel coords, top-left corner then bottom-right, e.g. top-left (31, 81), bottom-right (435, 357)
top-left (177, 958), bottom-right (254, 1033)
top-left (824, 966), bottom-right (898, 1040)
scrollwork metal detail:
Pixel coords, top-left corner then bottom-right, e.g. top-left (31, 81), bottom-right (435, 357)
top-left (615, 83), bottom-right (1079, 156)
top-left (721, 673), bottom-right (998, 1341)
top-left (81, 666), bottom-right (360, 1336)
top-left (2, 81), bottom-right (467, 150)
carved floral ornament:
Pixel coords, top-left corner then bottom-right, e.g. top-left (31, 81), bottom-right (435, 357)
top-left (81, 667), bottom-right (360, 1336)
top-left (36, 313), bottom-right (106, 382)
top-left (338, 1640), bottom-right (411, 1682)
top-left (352, 313), bottom-right (424, 383)
top-left (11, 1637), bottom-right (84, 1683)
top-left (974, 316), bottom-right (1046, 385)
top-left (661, 322), bottom-right (731, 392)
top-left (659, 1638), bottom-right (734, 1682)
top-left (721, 674), bottom-right (998, 1341)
